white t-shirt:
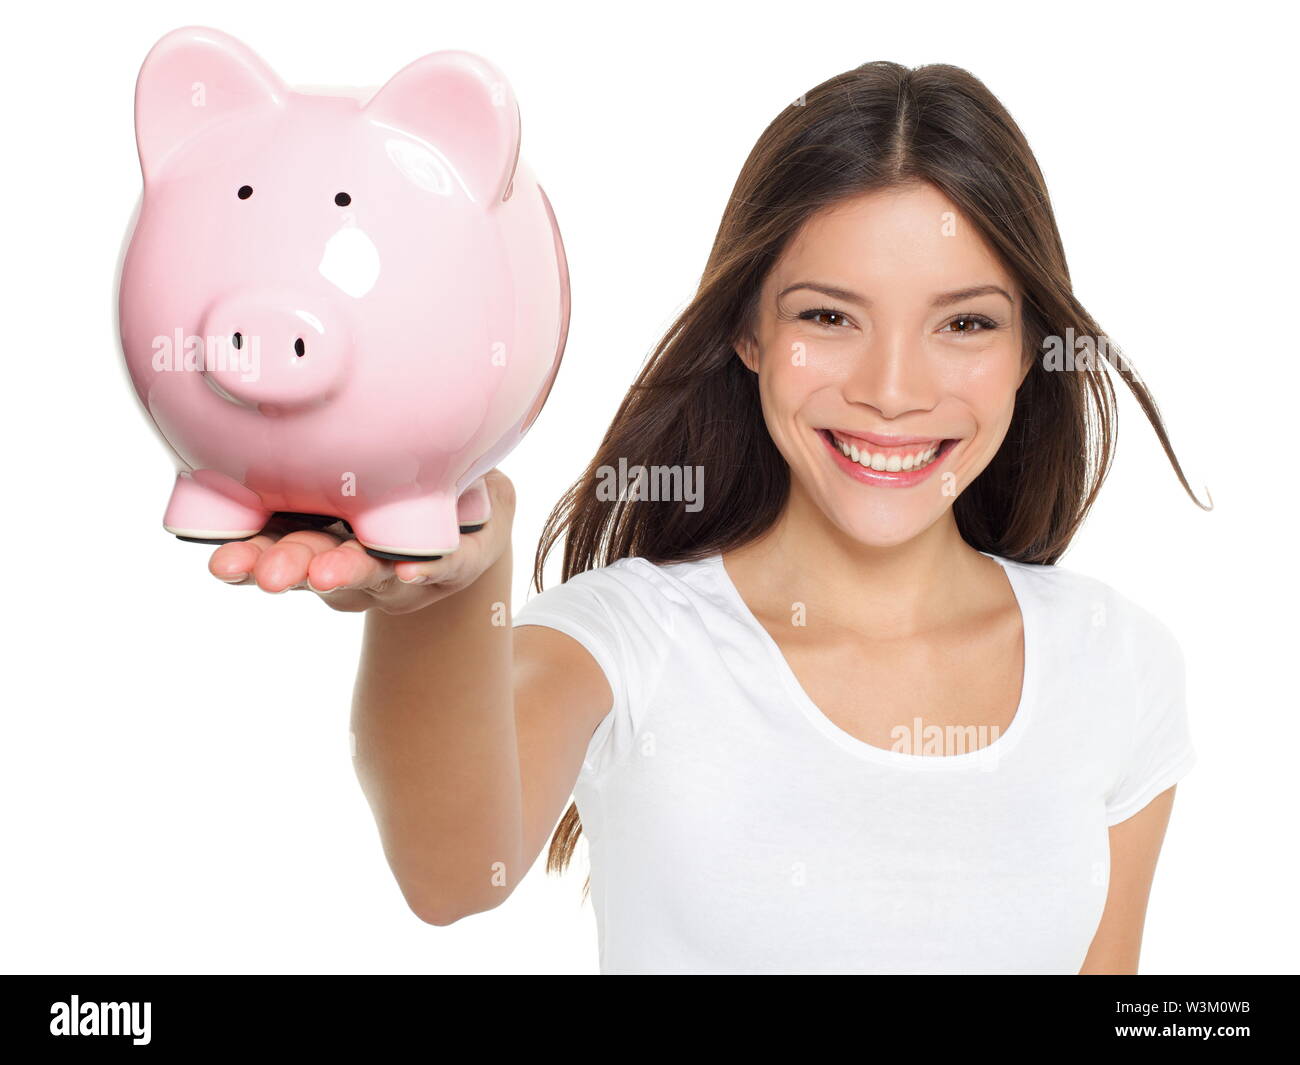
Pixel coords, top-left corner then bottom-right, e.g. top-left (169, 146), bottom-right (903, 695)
top-left (513, 550), bottom-right (1196, 975)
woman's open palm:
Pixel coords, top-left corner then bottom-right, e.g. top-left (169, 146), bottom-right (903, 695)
top-left (205, 469), bottom-right (515, 616)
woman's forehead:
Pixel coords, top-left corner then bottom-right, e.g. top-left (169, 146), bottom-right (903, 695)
top-left (773, 185), bottom-right (1016, 299)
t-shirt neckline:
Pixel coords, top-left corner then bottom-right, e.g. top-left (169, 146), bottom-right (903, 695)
top-left (705, 549), bottom-right (1037, 769)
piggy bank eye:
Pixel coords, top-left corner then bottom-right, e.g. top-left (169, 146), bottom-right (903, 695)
top-left (237, 185), bottom-right (253, 200)
top-left (334, 192), bottom-right (351, 207)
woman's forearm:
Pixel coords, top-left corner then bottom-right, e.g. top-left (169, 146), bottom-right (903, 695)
top-left (350, 545), bottom-right (522, 924)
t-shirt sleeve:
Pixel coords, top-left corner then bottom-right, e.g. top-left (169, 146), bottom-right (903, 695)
top-left (512, 557), bottom-right (678, 780)
top-left (1104, 605), bottom-right (1197, 826)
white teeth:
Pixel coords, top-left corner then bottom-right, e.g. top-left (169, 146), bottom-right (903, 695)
top-left (831, 433), bottom-right (942, 474)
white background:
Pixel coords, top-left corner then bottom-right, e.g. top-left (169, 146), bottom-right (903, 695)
top-left (1, 0), bottom-right (1294, 974)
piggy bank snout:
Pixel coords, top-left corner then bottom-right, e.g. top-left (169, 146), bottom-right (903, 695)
top-left (199, 291), bottom-right (348, 411)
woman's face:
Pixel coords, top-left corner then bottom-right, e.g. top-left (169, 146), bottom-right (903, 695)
top-left (736, 182), bottom-right (1029, 548)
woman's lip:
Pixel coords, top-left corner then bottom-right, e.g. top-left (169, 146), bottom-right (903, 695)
top-left (818, 429), bottom-right (957, 488)
top-left (825, 429), bottom-right (944, 450)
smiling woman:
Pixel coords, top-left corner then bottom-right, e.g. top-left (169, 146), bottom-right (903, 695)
top-left (507, 59), bottom-right (1204, 973)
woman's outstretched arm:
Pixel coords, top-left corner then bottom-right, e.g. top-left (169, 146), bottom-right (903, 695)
top-left (352, 551), bottom-right (612, 924)
top-left (206, 469), bottom-right (613, 925)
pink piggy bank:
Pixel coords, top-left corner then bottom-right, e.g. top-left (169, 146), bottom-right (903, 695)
top-left (118, 27), bottom-right (570, 559)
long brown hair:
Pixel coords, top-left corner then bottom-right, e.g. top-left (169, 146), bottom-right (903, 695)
top-left (533, 60), bottom-right (1208, 878)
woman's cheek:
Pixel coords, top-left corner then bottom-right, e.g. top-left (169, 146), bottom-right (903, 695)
top-left (959, 363), bottom-right (1022, 481)
top-left (763, 331), bottom-right (832, 406)
top-left (776, 331), bottom-right (852, 395)
top-left (940, 342), bottom-right (1022, 410)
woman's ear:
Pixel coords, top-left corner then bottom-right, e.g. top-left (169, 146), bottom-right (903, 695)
top-left (734, 332), bottom-right (759, 373)
top-left (1019, 345), bottom-right (1035, 386)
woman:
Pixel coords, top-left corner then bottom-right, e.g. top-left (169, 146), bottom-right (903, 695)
top-left (209, 61), bottom-right (1203, 974)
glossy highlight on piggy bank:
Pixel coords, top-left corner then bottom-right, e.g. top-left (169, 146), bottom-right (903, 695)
top-left (117, 27), bottom-right (570, 559)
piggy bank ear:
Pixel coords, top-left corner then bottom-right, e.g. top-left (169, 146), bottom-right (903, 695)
top-left (135, 26), bottom-right (286, 183)
top-left (363, 51), bottom-right (520, 206)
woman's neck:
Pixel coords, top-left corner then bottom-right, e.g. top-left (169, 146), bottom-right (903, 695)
top-left (721, 484), bottom-right (1002, 641)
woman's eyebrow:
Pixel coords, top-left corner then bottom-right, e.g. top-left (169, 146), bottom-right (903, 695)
top-left (777, 281), bottom-right (1014, 308)
top-left (777, 281), bottom-right (867, 305)
top-left (932, 284), bottom-right (1014, 307)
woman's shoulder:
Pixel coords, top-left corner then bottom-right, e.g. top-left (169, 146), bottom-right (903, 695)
top-left (516, 553), bottom-right (720, 632)
top-left (991, 552), bottom-right (1183, 660)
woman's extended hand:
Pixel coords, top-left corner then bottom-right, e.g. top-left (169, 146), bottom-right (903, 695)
top-left (205, 470), bottom-right (516, 615)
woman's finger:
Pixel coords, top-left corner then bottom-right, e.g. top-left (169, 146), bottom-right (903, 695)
top-left (250, 529), bottom-right (345, 593)
top-left (306, 538), bottom-right (389, 594)
top-left (208, 534), bottom-right (279, 585)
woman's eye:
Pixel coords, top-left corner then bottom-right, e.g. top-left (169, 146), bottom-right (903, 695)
top-left (798, 308), bottom-right (851, 329)
top-left (942, 314), bottom-right (998, 335)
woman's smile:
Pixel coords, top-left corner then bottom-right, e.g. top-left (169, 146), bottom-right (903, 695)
top-left (817, 427), bottom-right (960, 488)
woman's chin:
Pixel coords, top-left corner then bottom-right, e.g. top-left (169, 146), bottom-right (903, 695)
top-left (789, 466), bottom-right (955, 549)
top-left (823, 504), bottom-right (945, 550)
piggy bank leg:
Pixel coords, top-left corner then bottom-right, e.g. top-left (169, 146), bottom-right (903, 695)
top-left (455, 477), bottom-right (492, 534)
top-left (163, 471), bottom-right (270, 544)
top-left (352, 494), bottom-right (462, 562)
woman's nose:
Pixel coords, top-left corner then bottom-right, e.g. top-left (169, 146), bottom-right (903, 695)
top-left (839, 331), bottom-right (938, 418)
